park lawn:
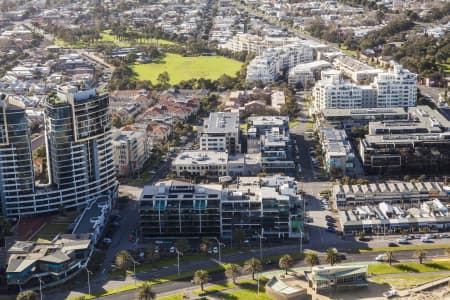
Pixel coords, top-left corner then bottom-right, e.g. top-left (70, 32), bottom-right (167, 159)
top-left (193, 282), bottom-right (236, 295)
top-left (100, 31), bottom-right (174, 46)
top-left (157, 294), bottom-right (185, 300)
top-left (368, 261), bottom-right (450, 275)
top-left (370, 274), bottom-right (449, 290)
top-left (132, 53), bottom-right (242, 84)
top-left (224, 280), bottom-right (272, 300)
top-left (289, 121), bottom-right (300, 128)
top-left (359, 244), bottom-right (450, 253)
top-left (33, 223), bottom-right (70, 241)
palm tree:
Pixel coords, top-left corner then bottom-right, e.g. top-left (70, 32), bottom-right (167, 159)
top-left (115, 250), bottom-right (131, 272)
top-left (136, 282), bottom-right (155, 300)
top-left (325, 248), bottom-right (340, 266)
top-left (225, 264), bottom-right (241, 284)
top-left (194, 269), bottom-right (209, 291)
top-left (16, 290), bottom-right (38, 300)
top-left (145, 245), bottom-right (160, 263)
top-left (386, 251), bottom-right (394, 266)
top-left (415, 249), bottom-right (426, 264)
top-left (305, 252), bottom-right (320, 268)
top-left (279, 254), bottom-right (293, 275)
top-left (199, 238), bottom-right (210, 254)
top-left (243, 257), bottom-right (262, 280)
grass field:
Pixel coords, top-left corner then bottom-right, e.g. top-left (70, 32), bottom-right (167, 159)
top-left (100, 31), bottom-right (174, 46)
top-left (33, 222), bottom-right (70, 241)
top-left (368, 261), bottom-right (450, 275)
top-left (370, 274), bottom-right (449, 290)
top-left (132, 53), bottom-right (242, 84)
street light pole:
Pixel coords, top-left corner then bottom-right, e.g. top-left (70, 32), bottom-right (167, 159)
top-left (175, 248), bottom-right (183, 276)
top-left (212, 237), bottom-right (223, 264)
top-left (38, 276), bottom-right (43, 300)
top-left (127, 254), bottom-right (140, 286)
top-left (255, 230), bottom-right (265, 260)
top-left (84, 266), bottom-right (92, 296)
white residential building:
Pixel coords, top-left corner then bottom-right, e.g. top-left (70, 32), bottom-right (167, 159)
top-left (373, 63), bottom-right (417, 108)
top-left (313, 63), bottom-right (417, 112)
top-left (288, 60), bottom-right (332, 88)
top-left (318, 127), bottom-right (355, 176)
top-left (246, 42), bottom-right (314, 83)
top-left (200, 112), bottom-right (241, 154)
top-left (313, 70), bottom-right (363, 111)
top-left (112, 129), bottom-right (151, 177)
top-left (271, 90), bottom-right (285, 112)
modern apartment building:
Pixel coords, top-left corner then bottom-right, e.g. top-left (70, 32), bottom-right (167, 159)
top-left (373, 63), bottom-right (417, 108)
top-left (0, 86), bottom-right (118, 217)
top-left (112, 129), bottom-right (151, 177)
top-left (246, 42), bottom-right (314, 83)
top-left (318, 127), bottom-right (355, 176)
top-left (139, 177), bottom-right (303, 239)
top-left (288, 60), bottom-right (332, 88)
top-left (247, 116), bottom-right (295, 171)
top-left (200, 112), bottom-right (241, 154)
top-left (313, 63), bottom-right (417, 112)
top-left (6, 234), bottom-right (93, 287)
top-left (359, 106), bottom-right (450, 174)
top-left (313, 70), bottom-right (364, 111)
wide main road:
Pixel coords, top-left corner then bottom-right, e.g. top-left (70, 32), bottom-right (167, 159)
top-left (48, 242), bottom-right (450, 300)
top-left (85, 247), bottom-right (449, 300)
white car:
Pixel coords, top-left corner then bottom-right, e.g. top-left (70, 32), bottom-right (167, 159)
top-left (169, 246), bottom-right (176, 253)
top-left (397, 238), bottom-right (409, 244)
top-left (376, 254), bottom-right (388, 261)
top-left (212, 247), bottom-right (219, 254)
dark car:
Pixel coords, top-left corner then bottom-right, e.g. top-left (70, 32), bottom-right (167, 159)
top-left (325, 215), bottom-right (333, 220)
top-left (388, 242), bottom-right (398, 247)
top-left (327, 222), bottom-right (336, 227)
top-left (327, 227), bottom-right (336, 233)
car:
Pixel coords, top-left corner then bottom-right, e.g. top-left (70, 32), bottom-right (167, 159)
top-left (383, 290), bottom-right (398, 298)
top-left (298, 166), bottom-right (302, 173)
top-left (376, 254), bottom-right (388, 262)
top-left (326, 218), bottom-right (336, 223)
top-left (149, 170), bottom-right (156, 175)
top-left (439, 233), bottom-right (449, 238)
top-left (169, 246), bottom-right (176, 253)
top-left (308, 147), bottom-right (314, 152)
top-left (421, 237), bottom-right (433, 243)
top-left (327, 222), bottom-right (336, 227)
top-left (388, 242), bottom-right (398, 247)
top-left (212, 247), bottom-right (219, 254)
top-left (102, 237), bottom-right (112, 244)
top-left (325, 215), bottom-right (333, 219)
top-left (397, 238), bottom-right (409, 244)
top-left (326, 227), bottom-right (336, 233)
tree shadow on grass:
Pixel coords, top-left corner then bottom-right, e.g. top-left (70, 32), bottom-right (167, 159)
top-left (394, 264), bottom-right (419, 273)
top-left (423, 262), bottom-right (450, 271)
top-left (201, 291), bottom-right (237, 300)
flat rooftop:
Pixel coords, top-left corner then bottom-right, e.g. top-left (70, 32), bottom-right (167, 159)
top-left (203, 112), bottom-right (239, 134)
top-left (173, 150), bottom-right (228, 165)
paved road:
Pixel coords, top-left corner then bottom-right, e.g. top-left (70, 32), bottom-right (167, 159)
top-left (31, 135), bottom-right (45, 151)
top-left (50, 246), bottom-right (450, 300)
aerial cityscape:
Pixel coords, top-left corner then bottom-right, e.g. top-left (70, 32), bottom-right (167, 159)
top-left (0, 0), bottom-right (449, 299)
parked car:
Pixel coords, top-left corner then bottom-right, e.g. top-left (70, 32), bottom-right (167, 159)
top-left (169, 246), bottom-right (176, 253)
top-left (388, 242), bottom-right (398, 247)
top-left (421, 237), bottom-right (433, 243)
top-left (439, 233), bottom-right (449, 238)
top-left (397, 238), bottom-right (409, 244)
top-left (212, 247), bottom-right (219, 254)
top-left (326, 227), bottom-right (336, 233)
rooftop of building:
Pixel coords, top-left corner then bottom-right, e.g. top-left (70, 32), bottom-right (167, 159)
top-left (7, 234), bottom-right (91, 273)
top-left (248, 115), bottom-right (289, 127)
top-left (289, 60), bottom-right (332, 73)
top-left (334, 181), bottom-right (446, 195)
top-left (321, 107), bottom-right (407, 118)
top-left (140, 180), bottom-right (222, 198)
top-left (72, 195), bottom-right (110, 234)
top-left (203, 112), bottom-right (239, 133)
top-left (173, 150), bottom-right (228, 165)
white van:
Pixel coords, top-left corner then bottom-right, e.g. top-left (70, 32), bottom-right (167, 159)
top-left (376, 254), bottom-right (388, 261)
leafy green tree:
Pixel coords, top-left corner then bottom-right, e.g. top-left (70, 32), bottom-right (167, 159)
top-left (115, 250), bottom-right (131, 272)
top-left (325, 248), bottom-right (340, 266)
top-left (278, 254), bottom-right (293, 275)
top-left (224, 264), bottom-right (241, 284)
top-left (305, 252), bottom-right (320, 268)
top-left (193, 269), bottom-right (209, 291)
top-left (136, 282), bottom-right (155, 300)
top-left (415, 249), bottom-right (426, 264)
top-left (157, 71), bottom-right (170, 89)
top-left (199, 238), bottom-right (211, 254)
top-left (175, 239), bottom-right (190, 254)
top-left (386, 251), bottom-right (394, 266)
top-left (16, 290), bottom-right (38, 300)
top-left (243, 257), bottom-right (262, 280)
